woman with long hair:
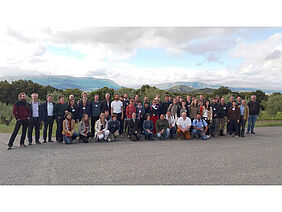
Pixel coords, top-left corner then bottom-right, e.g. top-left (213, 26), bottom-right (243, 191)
top-left (78, 113), bottom-right (93, 143)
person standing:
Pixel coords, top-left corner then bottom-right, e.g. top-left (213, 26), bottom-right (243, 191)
top-left (155, 114), bottom-right (170, 140)
top-left (227, 101), bottom-right (241, 137)
top-left (150, 100), bottom-right (160, 134)
top-left (180, 100), bottom-right (189, 117)
top-left (167, 98), bottom-right (181, 119)
top-left (176, 112), bottom-right (191, 140)
top-left (136, 100), bottom-right (146, 133)
top-left (247, 95), bottom-right (260, 134)
top-left (217, 98), bottom-right (228, 136)
top-left (163, 94), bottom-right (172, 114)
top-left (111, 94), bottom-right (123, 135)
top-left (67, 99), bottom-right (79, 123)
top-left (28, 93), bottom-right (41, 145)
top-left (40, 94), bottom-right (55, 143)
top-left (125, 99), bottom-right (136, 135)
top-left (202, 100), bottom-right (212, 136)
top-left (101, 93), bottom-right (111, 113)
top-left (189, 99), bottom-right (200, 121)
top-left (239, 100), bottom-right (249, 137)
top-left (7, 92), bottom-right (30, 150)
top-left (78, 97), bottom-right (92, 121)
top-left (91, 94), bottom-right (102, 136)
top-left (210, 98), bottom-right (220, 137)
top-left (54, 95), bottom-right (68, 143)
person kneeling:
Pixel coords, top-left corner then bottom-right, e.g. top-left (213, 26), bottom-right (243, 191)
top-left (143, 114), bottom-right (155, 141)
top-left (155, 114), bottom-right (170, 140)
top-left (192, 113), bottom-right (208, 140)
top-left (94, 113), bottom-right (110, 142)
top-left (108, 114), bottom-right (120, 142)
top-left (176, 112), bottom-right (191, 140)
top-left (128, 112), bottom-right (141, 141)
top-left (78, 113), bottom-right (93, 143)
top-left (62, 112), bottom-right (79, 144)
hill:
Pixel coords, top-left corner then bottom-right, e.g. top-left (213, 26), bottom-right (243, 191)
top-left (0, 75), bottom-right (121, 91)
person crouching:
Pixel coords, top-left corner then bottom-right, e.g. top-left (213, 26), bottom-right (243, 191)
top-left (78, 113), bottom-right (93, 143)
top-left (94, 113), bottom-right (110, 142)
top-left (192, 113), bottom-right (208, 140)
top-left (108, 114), bottom-right (120, 142)
top-left (62, 112), bottom-right (79, 144)
top-left (128, 112), bottom-right (141, 141)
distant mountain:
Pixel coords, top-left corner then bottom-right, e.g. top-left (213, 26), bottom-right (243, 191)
top-left (155, 81), bottom-right (281, 93)
top-left (155, 81), bottom-right (220, 90)
top-left (0, 75), bottom-right (122, 91)
top-left (167, 85), bottom-right (215, 94)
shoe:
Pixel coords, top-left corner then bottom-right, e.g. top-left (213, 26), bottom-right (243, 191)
top-left (227, 134), bottom-right (232, 137)
top-left (107, 138), bottom-right (112, 142)
top-left (20, 144), bottom-right (27, 147)
top-left (36, 141), bottom-right (41, 145)
top-left (251, 131), bottom-right (255, 134)
top-left (7, 146), bottom-right (12, 150)
top-left (235, 135), bottom-right (239, 138)
top-left (43, 140), bottom-right (47, 143)
top-left (28, 142), bottom-right (32, 146)
top-left (207, 135), bottom-right (210, 139)
top-left (48, 140), bottom-right (54, 142)
top-left (246, 131), bottom-right (250, 134)
top-left (241, 135), bottom-right (245, 137)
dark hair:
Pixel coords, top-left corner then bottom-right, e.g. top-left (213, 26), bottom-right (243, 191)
top-left (145, 113), bottom-right (151, 119)
top-left (65, 112), bottom-right (72, 119)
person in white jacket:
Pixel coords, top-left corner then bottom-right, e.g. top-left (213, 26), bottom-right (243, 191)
top-left (94, 113), bottom-right (110, 141)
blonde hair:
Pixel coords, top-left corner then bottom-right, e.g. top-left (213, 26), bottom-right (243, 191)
top-left (18, 92), bottom-right (26, 100)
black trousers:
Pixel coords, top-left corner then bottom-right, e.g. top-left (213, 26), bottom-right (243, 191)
top-left (79, 133), bottom-right (93, 143)
top-left (91, 116), bottom-right (100, 136)
top-left (8, 119), bottom-right (29, 147)
top-left (114, 113), bottom-right (122, 134)
top-left (43, 116), bottom-right (54, 141)
top-left (130, 132), bottom-right (141, 141)
top-left (56, 117), bottom-right (63, 142)
top-left (239, 116), bottom-right (247, 136)
top-left (228, 119), bottom-right (239, 135)
top-left (28, 117), bottom-right (40, 143)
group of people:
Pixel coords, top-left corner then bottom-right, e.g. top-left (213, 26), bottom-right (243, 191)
top-left (7, 91), bottom-right (260, 150)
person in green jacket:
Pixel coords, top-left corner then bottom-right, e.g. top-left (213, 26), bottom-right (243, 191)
top-left (54, 95), bottom-right (68, 143)
top-left (155, 114), bottom-right (170, 139)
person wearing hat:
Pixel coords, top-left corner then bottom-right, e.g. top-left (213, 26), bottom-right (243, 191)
top-left (62, 112), bottom-right (78, 144)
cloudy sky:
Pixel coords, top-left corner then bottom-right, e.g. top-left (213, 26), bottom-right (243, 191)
top-left (1, 26), bottom-right (282, 90)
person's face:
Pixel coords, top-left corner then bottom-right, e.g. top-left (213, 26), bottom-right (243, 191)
top-left (104, 111), bottom-right (109, 117)
top-left (152, 101), bottom-right (156, 105)
top-left (192, 97), bottom-right (195, 101)
top-left (251, 96), bottom-right (256, 102)
top-left (113, 116), bottom-right (117, 121)
top-left (147, 115), bottom-right (151, 121)
top-left (220, 98), bottom-right (224, 104)
top-left (197, 114), bottom-right (201, 120)
top-left (32, 94), bottom-right (38, 101)
top-left (182, 112), bottom-right (187, 119)
top-left (100, 114), bottom-right (105, 120)
top-left (114, 94), bottom-right (119, 100)
top-left (242, 100), bottom-right (246, 106)
top-left (200, 95), bottom-right (204, 99)
top-left (130, 100), bottom-right (134, 105)
top-left (173, 99), bottom-right (177, 104)
top-left (169, 96), bottom-right (173, 101)
top-left (120, 97), bottom-right (124, 101)
top-left (67, 114), bottom-right (72, 120)
top-left (20, 94), bottom-right (26, 101)
top-left (187, 96), bottom-right (191, 101)
top-left (47, 96), bottom-right (52, 102)
top-left (94, 95), bottom-right (99, 101)
top-left (144, 97), bottom-right (148, 101)
top-left (182, 101), bottom-right (186, 106)
top-left (135, 95), bottom-right (139, 100)
top-left (237, 97), bottom-right (241, 102)
top-left (70, 100), bottom-right (74, 105)
top-left (233, 102), bottom-right (237, 107)
top-left (167, 111), bottom-right (171, 117)
top-left (83, 93), bottom-right (87, 98)
top-left (160, 114), bottom-right (164, 120)
top-left (144, 104), bottom-right (149, 108)
top-left (132, 113), bottom-right (136, 119)
top-left (165, 96), bottom-right (169, 101)
top-left (138, 102), bottom-right (142, 107)
top-left (230, 97), bottom-right (234, 102)
top-left (84, 114), bottom-right (89, 120)
top-left (106, 94), bottom-right (110, 100)
top-left (212, 99), bottom-right (216, 103)
top-left (60, 97), bottom-right (64, 103)
top-left (206, 101), bottom-right (210, 106)
top-left (124, 94), bottom-right (128, 99)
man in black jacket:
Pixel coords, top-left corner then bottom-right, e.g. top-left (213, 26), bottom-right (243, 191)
top-left (247, 95), bottom-right (260, 134)
top-left (101, 93), bottom-right (111, 113)
top-left (128, 112), bottom-right (141, 141)
top-left (40, 94), bottom-right (55, 143)
top-left (217, 98), bottom-right (228, 136)
top-left (28, 93), bottom-right (41, 145)
top-left (211, 98), bottom-right (220, 137)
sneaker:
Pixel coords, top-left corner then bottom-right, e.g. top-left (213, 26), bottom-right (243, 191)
top-left (7, 146), bottom-right (12, 150)
top-left (28, 142), bottom-right (32, 146)
top-left (48, 140), bottom-right (54, 143)
top-left (207, 135), bottom-right (210, 139)
top-left (20, 144), bottom-right (27, 147)
top-left (246, 131), bottom-right (250, 134)
top-left (107, 138), bottom-right (112, 142)
top-left (235, 135), bottom-right (239, 138)
top-left (43, 140), bottom-right (47, 143)
top-left (251, 131), bottom-right (255, 134)
top-left (36, 141), bottom-right (41, 145)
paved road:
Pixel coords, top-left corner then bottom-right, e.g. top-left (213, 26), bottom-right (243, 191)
top-left (0, 127), bottom-right (281, 185)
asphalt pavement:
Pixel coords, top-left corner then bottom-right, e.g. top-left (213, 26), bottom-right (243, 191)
top-left (0, 127), bottom-right (281, 185)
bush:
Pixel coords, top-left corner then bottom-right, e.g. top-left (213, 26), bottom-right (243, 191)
top-left (0, 102), bottom-right (13, 125)
top-left (265, 93), bottom-right (282, 116)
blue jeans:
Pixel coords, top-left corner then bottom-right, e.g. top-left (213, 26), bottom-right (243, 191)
top-left (63, 132), bottom-right (79, 144)
top-left (157, 128), bottom-right (170, 139)
top-left (192, 129), bottom-right (207, 140)
top-left (247, 115), bottom-right (258, 133)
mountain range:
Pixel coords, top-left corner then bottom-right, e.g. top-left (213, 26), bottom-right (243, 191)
top-left (0, 75), bottom-right (281, 93)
